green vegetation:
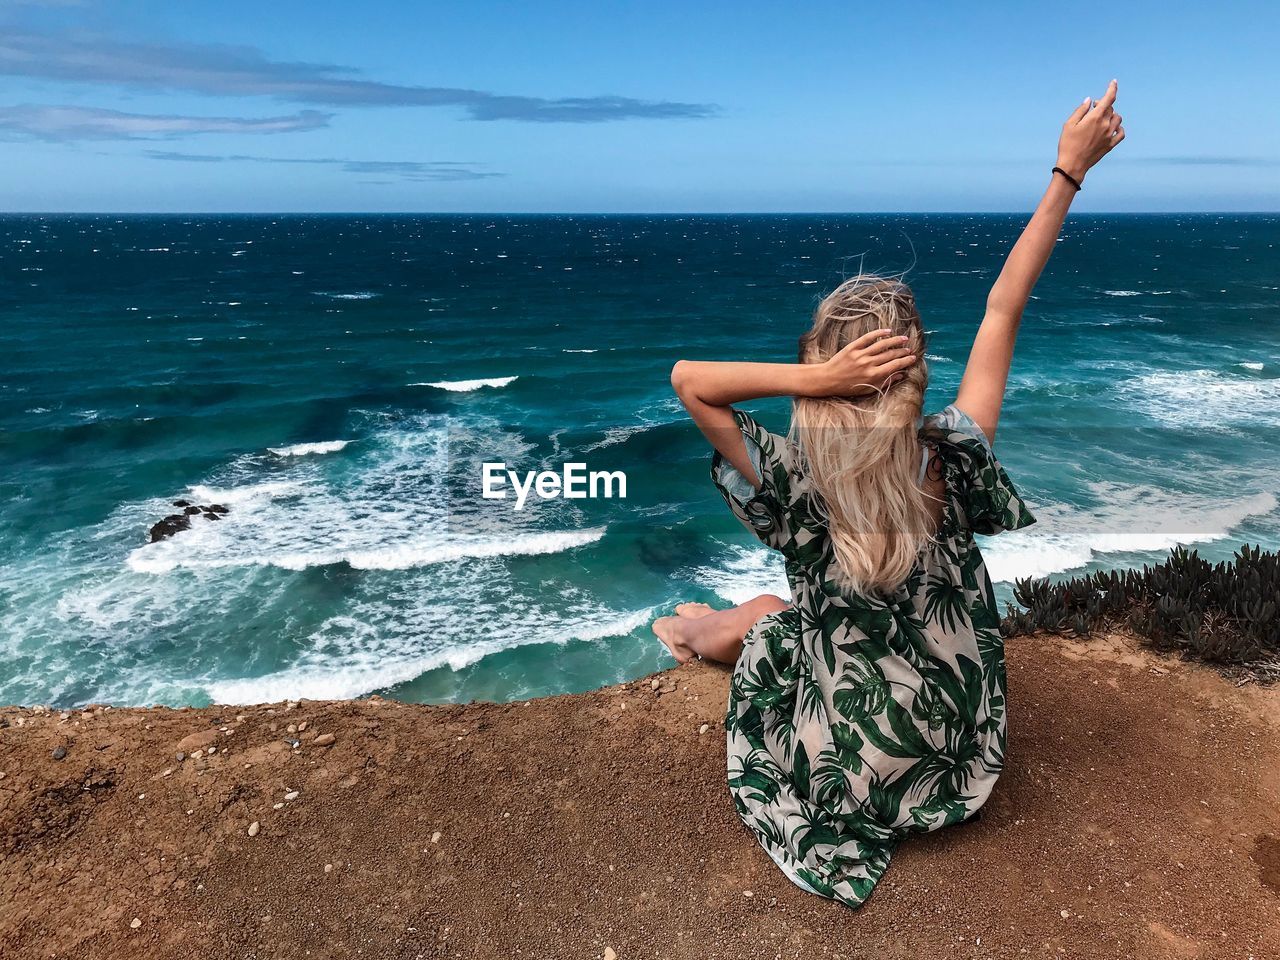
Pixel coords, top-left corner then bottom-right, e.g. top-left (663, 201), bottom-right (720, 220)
top-left (1002, 546), bottom-right (1280, 674)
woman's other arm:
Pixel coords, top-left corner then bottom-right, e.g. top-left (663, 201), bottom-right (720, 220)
top-left (671, 330), bottom-right (917, 487)
top-left (955, 79), bottom-right (1126, 443)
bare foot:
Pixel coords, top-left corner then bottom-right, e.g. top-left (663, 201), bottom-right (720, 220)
top-left (674, 602), bottom-right (716, 619)
top-left (652, 616), bottom-right (697, 664)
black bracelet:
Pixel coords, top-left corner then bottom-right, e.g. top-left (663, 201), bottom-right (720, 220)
top-left (1052, 166), bottom-right (1083, 191)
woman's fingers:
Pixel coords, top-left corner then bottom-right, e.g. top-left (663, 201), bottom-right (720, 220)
top-left (863, 334), bottom-right (910, 357)
top-left (1109, 112), bottom-right (1123, 135)
top-left (1066, 96), bottom-right (1092, 126)
top-left (874, 353), bottom-right (918, 377)
top-left (1097, 78), bottom-right (1118, 112)
top-left (846, 327), bottom-right (895, 351)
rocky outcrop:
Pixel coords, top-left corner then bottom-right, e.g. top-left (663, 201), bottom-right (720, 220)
top-left (147, 501), bottom-right (230, 543)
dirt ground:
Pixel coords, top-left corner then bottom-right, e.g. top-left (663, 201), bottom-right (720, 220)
top-left (2, 630), bottom-right (1278, 960)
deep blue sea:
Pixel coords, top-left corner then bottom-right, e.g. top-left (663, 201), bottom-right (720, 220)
top-left (2, 214), bottom-right (1277, 708)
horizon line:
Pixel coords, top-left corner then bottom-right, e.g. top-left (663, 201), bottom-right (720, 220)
top-left (1, 209), bottom-right (1277, 217)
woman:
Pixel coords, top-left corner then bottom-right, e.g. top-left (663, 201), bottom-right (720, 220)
top-left (654, 82), bottom-right (1125, 908)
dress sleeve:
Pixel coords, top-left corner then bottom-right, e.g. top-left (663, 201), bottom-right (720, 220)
top-left (709, 409), bottom-right (796, 552)
top-left (932, 404), bottom-right (1036, 536)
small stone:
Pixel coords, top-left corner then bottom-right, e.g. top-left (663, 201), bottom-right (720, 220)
top-left (604, 949), bottom-right (617, 960)
top-left (650, 678), bottom-right (661, 691)
top-left (743, 890), bottom-right (754, 898)
top-left (1060, 909), bottom-right (1070, 918)
top-left (130, 918), bottom-right (142, 929)
top-left (286, 724), bottom-right (297, 734)
top-left (324, 863), bottom-right (333, 873)
top-left (273, 802), bottom-right (284, 810)
top-left (175, 752), bottom-right (186, 762)
top-left (247, 821), bottom-right (260, 837)
top-left (284, 790), bottom-right (299, 801)
top-left (698, 724), bottom-right (710, 735)
top-left (297, 721), bottom-right (307, 732)
top-left (431, 830), bottom-right (443, 843)
top-left (313, 733), bottom-right (335, 747)
top-left (51, 746), bottom-right (67, 761)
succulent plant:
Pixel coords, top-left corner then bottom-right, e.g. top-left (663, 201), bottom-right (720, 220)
top-left (1001, 545), bottom-right (1280, 669)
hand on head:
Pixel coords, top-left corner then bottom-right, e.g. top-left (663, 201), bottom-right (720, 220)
top-left (816, 328), bottom-right (918, 398)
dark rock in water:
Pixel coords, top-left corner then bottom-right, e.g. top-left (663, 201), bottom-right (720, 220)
top-left (149, 502), bottom-right (229, 542)
top-left (149, 514), bottom-right (192, 543)
top-left (52, 745), bottom-right (67, 761)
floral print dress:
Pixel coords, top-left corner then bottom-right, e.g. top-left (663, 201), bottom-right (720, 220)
top-left (711, 404), bottom-right (1035, 909)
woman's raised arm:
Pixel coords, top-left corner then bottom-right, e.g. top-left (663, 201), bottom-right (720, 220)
top-left (955, 79), bottom-right (1126, 443)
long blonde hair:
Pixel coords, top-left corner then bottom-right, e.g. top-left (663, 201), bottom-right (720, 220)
top-left (790, 273), bottom-right (932, 595)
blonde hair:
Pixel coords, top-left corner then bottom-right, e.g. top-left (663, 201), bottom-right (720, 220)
top-left (789, 273), bottom-right (932, 595)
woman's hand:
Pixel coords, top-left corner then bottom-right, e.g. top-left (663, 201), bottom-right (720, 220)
top-left (1056, 79), bottom-right (1126, 184)
top-left (813, 328), bottom-right (917, 398)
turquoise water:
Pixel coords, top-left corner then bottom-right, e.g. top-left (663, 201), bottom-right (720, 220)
top-left (2, 214), bottom-right (1278, 708)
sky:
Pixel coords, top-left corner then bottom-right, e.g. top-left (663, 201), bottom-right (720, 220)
top-left (0, 1), bottom-right (1277, 212)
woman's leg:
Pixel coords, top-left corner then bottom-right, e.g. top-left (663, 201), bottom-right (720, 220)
top-left (653, 594), bottom-right (789, 666)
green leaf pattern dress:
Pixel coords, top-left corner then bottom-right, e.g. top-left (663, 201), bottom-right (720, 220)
top-left (711, 404), bottom-right (1035, 909)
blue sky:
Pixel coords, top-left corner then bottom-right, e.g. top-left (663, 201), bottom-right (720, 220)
top-left (1, 1), bottom-right (1276, 212)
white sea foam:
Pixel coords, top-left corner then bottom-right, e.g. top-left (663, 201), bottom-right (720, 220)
top-left (1238, 361), bottom-right (1265, 371)
top-left (563, 348), bottom-right (598, 353)
top-left (697, 486), bottom-right (1275, 592)
top-left (414, 376), bottom-right (517, 392)
top-left (1103, 290), bottom-right (1142, 297)
top-left (204, 601), bottom-right (654, 704)
top-left (185, 479), bottom-right (310, 506)
top-left (980, 486), bottom-right (1277, 583)
top-left (694, 544), bottom-right (789, 606)
top-left (582, 424), bottom-right (654, 452)
top-left (267, 440), bottom-right (351, 457)
top-left (313, 291), bottom-right (379, 300)
top-left (129, 518), bottom-right (604, 574)
top-left (127, 415), bottom-right (602, 575)
top-left (1122, 368), bottom-right (1280, 428)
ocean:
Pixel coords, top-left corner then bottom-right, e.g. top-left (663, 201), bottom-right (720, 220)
top-left (2, 214), bottom-right (1277, 708)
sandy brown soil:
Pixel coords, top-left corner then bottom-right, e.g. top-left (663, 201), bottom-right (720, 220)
top-left (2, 630), bottom-right (1278, 960)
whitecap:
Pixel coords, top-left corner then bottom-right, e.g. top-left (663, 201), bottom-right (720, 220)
top-left (1122, 368), bottom-right (1280, 427)
top-left (1103, 290), bottom-right (1143, 297)
top-left (267, 440), bottom-right (351, 457)
top-left (414, 376), bottom-right (517, 392)
top-left (1238, 361), bottom-right (1265, 371)
top-left (129, 525), bottom-right (604, 575)
top-left (203, 602), bottom-right (653, 704)
top-left (693, 544), bottom-right (789, 606)
top-left (582, 424), bottom-right (655, 452)
top-left (980, 486), bottom-right (1277, 583)
top-left (313, 291), bottom-right (379, 300)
